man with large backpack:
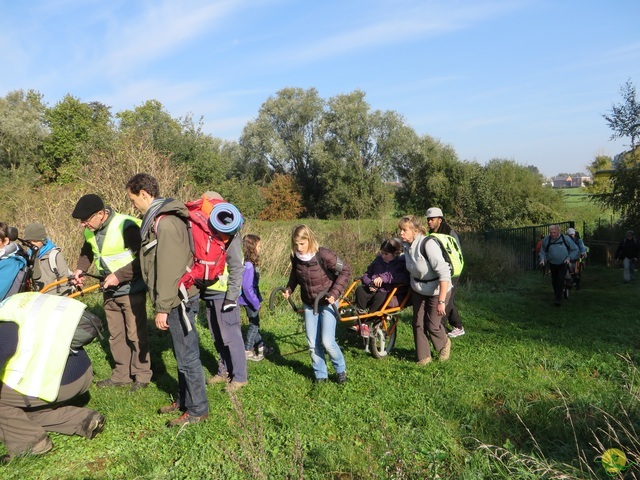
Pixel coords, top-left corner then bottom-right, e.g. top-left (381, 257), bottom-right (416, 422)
top-left (426, 207), bottom-right (466, 338)
top-left (71, 194), bottom-right (151, 392)
top-left (125, 173), bottom-right (209, 427)
top-left (539, 225), bottom-right (579, 306)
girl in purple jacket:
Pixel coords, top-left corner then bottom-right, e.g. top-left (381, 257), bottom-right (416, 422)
top-left (355, 238), bottom-right (408, 313)
top-left (239, 235), bottom-right (273, 361)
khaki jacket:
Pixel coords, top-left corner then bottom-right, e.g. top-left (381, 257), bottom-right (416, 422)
top-left (140, 199), bottom-right (197, 313)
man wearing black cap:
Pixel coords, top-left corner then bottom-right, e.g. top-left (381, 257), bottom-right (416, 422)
top-left (71, 194), bottom-right (151, 392)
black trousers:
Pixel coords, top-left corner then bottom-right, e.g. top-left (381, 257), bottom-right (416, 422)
top-left (549, 263), bottom-right (568, 301)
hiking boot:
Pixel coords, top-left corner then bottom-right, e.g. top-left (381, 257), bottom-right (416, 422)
top-left (157, 401), bottom-right (180, 414)
top-left (416, 356), bottom-right (432, 366)
top-left (447, 327), bottom-right (465, 338)
top-left (207, 374), bottom-right (229, 385)
top-left (130, 381), bottom-right (149, 392)
top-left (439, 338), bottom-right (451, 361)
top-left (313, 377), bottom-right (327, 385)
top-left (78, 412), bottom-right (106, 439)
top-left (96, 378), bottom-right (130, 388)
top-left (336, 371), bottom-right (347, 384)
top-left (258, 344), bottom-right (275, 357)
top-left (225, 380), bottom-right (248, 393)
top-left (166, 412), bottom-right (208, 427)
top-left (246, 350), bottom-right (264, 362)
top-left (554, 299), bottom-right (561, 306)
top-left (1, 435), bottom-right (53, 464)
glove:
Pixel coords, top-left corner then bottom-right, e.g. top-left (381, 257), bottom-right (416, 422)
top-left (222, 299), bottom-right (238, 312)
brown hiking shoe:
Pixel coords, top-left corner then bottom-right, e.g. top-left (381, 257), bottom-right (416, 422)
top-left (417, 356), bottom-right (433, 366)
top-left (157, 401), bottom-right (180, 414)
top-left (1, 436), bottom-right (53, 464)
top-left (166, 412), bottom-right (209, 427)
top-left (78, 412), bottom-right (106, 439)
top-left (439, 337), bottom-right (452, 361)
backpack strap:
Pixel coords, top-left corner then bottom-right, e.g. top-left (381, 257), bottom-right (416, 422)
top-left (418, 237), bottom-right (443, 283)
top-left (545, 234), bottom-right (571, 255)
top-left (48, 248), bottom-right (61, 279)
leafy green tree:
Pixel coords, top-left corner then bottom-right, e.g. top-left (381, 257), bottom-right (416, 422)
top-left (584, 155), bottom-right (613, 195)
top-left (116, 100), bottom-right (182, 155)
top-left (598, 79), bottom-right (640, 225)
top-left (394, 135), bottom-right (461, 216)
top-left (602, 79), bottom-right (640, 149)
top-left (0, 89), bottom-right (47, 170)
top-left (239, 87), bottom-right (325, 214)
top-left (477, 159), bottom-right (561, 229)
top-left (316, 91), bottom-right (415, 218)
top-left (42, 95), bottom-right (113, 181)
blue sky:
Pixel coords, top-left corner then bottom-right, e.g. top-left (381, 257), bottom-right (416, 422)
top-left (1, 0), bottom-right (639, 177)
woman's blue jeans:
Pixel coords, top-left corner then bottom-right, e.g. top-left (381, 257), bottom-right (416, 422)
top-left (303, 303), bottom-right (346, 380)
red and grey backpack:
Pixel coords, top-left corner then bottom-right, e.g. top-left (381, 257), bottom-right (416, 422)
top-left (154, 194), bottom-right (244, 291)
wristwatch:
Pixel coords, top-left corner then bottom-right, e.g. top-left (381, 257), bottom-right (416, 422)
top-left (438, 300), bottom-right (446, 305)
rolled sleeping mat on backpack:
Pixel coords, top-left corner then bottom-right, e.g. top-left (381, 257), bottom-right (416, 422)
top-left (210, 202), bottom-right (244, 234)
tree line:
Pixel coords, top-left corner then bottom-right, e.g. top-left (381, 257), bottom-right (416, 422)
top-left (0, 87), bottom-right (565, 231)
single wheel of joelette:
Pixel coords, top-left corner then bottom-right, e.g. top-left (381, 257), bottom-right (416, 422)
top-left (369, 316), bottom-right (399, 359)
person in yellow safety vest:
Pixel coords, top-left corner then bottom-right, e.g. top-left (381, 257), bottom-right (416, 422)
top-left (71, 194), bottom-right (151, 392)
top-left (0, 293), bottom-right (105, 463)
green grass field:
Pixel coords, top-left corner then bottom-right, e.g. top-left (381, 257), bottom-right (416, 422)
top-left (557, 188), bottom-right (617, 233)
top-left (3, 265), bottom-right (639, 479)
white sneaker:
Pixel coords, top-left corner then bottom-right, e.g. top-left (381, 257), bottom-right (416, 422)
top-left (245, 350), bottom-right (264, 362)
top-left (448, 327), bottom-right (465, 338)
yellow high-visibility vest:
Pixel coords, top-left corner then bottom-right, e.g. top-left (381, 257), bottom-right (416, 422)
top-left (84, 213), bottom-right (141, 275)
top-left (0, 293), bottom-right (86, 401)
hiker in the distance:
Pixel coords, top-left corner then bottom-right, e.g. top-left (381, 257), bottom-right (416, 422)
top-left (282, 224), bottom-right (351, 385)
top-left (399, 215), bottom-right (452, 366)
top-left (539, 225), bottom-right (579, 306)
top-left (615, 230), bottom-right (639, 284)
top-left (426, 207), bottom-right (466, 338)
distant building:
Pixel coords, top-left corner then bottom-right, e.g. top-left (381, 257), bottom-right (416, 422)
top-left (552, 174), bottom-right (591, 188)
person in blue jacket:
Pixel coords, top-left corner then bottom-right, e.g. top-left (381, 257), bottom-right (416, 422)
top-left (239, 235), bottom-right (274, 361)
top-left (0, 222), bottom-right (27, 301)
